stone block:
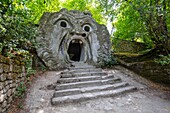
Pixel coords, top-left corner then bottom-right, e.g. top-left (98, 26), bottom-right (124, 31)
top-left (18, 73), bottom-right (22, 78)
top-left (0, 90), bottom-right (5, 103)
top-left (21, 73), bottom-right (26, 77)
top-left (22, 66), bottom-right (25, 72)
top-left (9, 83), bottom-right (14, 88)
top-left (9, 63), bottom-right (13, 72)
top-left (6, 103), bottom-right (10, 109)
top-left (11, 88), bottom-right (16, 94)
top-left (7, 96), bottom-right (12, 104)
top-left (1, 100), bottom-right (7, 108)
top-left (5, 84), bottom-right (10, 91)
top-left (12, 83), bottom-right (16, 88)
top-left (2, 107), bottom-right (7, 113)
top-left (15, 79), bottom-right (19, 84)
top-left (18, 66), bottom-right (22, 73)
top-left (0, 74), bottom-right (6, 82)
top-left (4, 80), bottom-right (9, 86)
top-left (15, 82), bottom-right (19, 88)
top-left (13, 65), bottom-right (17, 73)
top-left (0, 82), bottom-right (4, 90)
top-left (6, 73), bottom-right (13, 80)
top-left (0, 106), bottom-right (2, 113)
top-left (21, 77), bottom-right (26, 82)
top-left (17, 66), bottom-right (21, 72)
top-left (2, 88), bottom-right (7, 94)
top-left (3, 64), bottom-right (9, 73)
top-left (0, 64), bottom-right (3, 73)
top-left (12, 73), bottom-right (17, 80)
top-left (7, 89), bottom-right (12, 97)
top-left (3, 93), bottom-right (7, 100)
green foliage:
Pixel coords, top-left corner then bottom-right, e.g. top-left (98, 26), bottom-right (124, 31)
top-left (0, 0), bottom-right (37, 57)
top-left (60, 0), bottom-right (106, 24)
top-left (98, 0), bottom-right (170, 54)
top-left (17, 102), bottom-right (24, 109)
top-left (155, 54), bottom-right (170, 66)
top-left (15, 82), bottom-right (26, 98)
top-left (26, 67), bottom-right (36, 77)
top-left (26, 0), bottom-right (61, 23)
top-left (103, 53), bottom-right (118, 68)
top-left (26, 0), bottom-right (107, 24)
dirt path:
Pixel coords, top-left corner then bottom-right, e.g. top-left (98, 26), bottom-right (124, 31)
top-left (19, 66), bottom-right (170, 113)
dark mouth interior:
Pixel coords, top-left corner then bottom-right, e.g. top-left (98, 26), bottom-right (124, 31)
top-left (67, 39), bottom-right (82, 61)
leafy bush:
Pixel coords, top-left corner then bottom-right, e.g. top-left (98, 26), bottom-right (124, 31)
top-left (154, 54), bottom-right (170, 66)
top-left (103, 53), bottom-right (118, 68)
top-left (15, 82), bottom-right (26, 98)
top-left (0, 0), bottom-right (37, 56)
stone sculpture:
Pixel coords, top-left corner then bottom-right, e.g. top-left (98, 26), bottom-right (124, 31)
top-left (36, 9), bottom-right (111, 70)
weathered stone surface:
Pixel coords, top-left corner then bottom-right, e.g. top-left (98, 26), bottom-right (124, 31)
top-left (0, 74), bottom-right (6, 82)
top-left (51, 63), bottom-right (136, 105)
top-left (0, 90), bottom-right (4, 103)
top-left (0, 55), bottom-right (27, 113)
top-left (36, 9), bottom-right (111, 70)
top-left (2, 100), bottom-right (7, 108)
top-left (22, 66), bottom-right (25, 72)
top-left (0, 82), bottom-right (4, 90)
top-left (7, 96), bottom-right (12, 103)
top-left (54, 82), bottom-right (129, 97)
top-left (52, 86), bottom-right (136, 105)
top-left (6, 73), bottom-right (13, 80)
top-left (5, 84), bottom-right (10, 92)
top-left (3, 64), bottom-right (9, 73)
top-left (0, 64), bottom-right (3, 73)
top-left (7, 89), bottom-right (12, 97)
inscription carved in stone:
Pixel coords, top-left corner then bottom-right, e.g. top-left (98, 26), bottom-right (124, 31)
top-left (36, 9), bottom-right (111, 70)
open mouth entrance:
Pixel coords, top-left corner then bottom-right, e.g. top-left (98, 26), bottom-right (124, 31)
top-left (67, 39), bottom-right (83, 61)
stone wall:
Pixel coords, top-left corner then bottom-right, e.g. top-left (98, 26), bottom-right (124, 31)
top-left (113, 39), bottom-right (146, 53)
top-left (0, 55), bottom-right (26, 113)
top-left (118, 59), bottom-right (170, 85)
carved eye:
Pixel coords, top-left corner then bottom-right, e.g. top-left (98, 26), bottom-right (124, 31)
top-left (83, 24), bottom-right (92, 32)
top-left (60, 20), bottom-right (67, 27)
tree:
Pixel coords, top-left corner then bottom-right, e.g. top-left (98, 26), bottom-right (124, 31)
top-left (0, 0), bottom-right (37, 56)
top-left (99, 0), bottom-right (170, 55)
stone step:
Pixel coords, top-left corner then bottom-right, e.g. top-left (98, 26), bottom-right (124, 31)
top-left (55, 78), bottom-right (121, 90)
top-left (61, 72), bottom-right (107, 78)
top-left (58, 74), bottom-right (115, 83)
top-left (54, 82), bottom-right (129, 97)
top-left (68, 65), bottom-right (95, 70)
top-left (71, 62), bottom-right (95, 67)
top-left (61, 68), bottom-right (102, 74)
top-left (51, 86), bottom-right (137, 105)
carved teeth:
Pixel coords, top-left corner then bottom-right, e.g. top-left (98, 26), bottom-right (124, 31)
top-left (72, 40), bottom-right (75, 43)
top-left (79, 41), bottom-right (82, 44)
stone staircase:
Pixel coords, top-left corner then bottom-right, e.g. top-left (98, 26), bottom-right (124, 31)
top-left (51, 62), bottom-right (136, 105)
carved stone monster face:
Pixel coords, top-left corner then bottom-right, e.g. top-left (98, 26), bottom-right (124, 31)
top-left (36, 9), bottom-right (110, 70)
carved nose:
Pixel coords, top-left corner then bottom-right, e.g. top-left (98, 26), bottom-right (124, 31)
top-left (70, 29), bottom-right (86, 37)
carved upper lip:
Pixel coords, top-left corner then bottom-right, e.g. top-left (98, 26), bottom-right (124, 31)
top-left (67, 35), bottom-right (85, 48)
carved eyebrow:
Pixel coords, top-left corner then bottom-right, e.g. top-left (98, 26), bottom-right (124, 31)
top-left (52, 14), bottom-right (71, 25)
top-left (53, 18), bottom-right (68, 25)
top-left (81, 18), bottom-right (94, 24)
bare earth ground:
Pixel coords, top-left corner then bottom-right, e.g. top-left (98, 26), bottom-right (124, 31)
top-left (15, 66), bottom-right (170, 113)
